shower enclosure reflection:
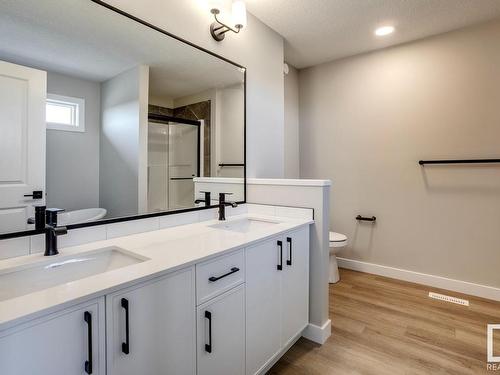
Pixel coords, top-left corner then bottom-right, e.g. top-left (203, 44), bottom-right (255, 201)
top-left (148, 116), bottom-right (201, 211)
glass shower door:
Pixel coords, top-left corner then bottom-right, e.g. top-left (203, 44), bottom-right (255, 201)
top-left (168, 122), bottom-right (199, 210)
top-left (147, 122), bottom-right (169, 212)
top-left (148, 118), bottom-right (200, 212)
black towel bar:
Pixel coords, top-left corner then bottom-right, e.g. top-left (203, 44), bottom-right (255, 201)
top-left (219, 163), bottom-right (244, 167)
top-left (419, 159), bottom-right (500, 165)
top-left (356, 215), bottom-right (376, 222)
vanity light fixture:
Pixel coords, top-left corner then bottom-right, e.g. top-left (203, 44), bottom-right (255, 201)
top-left (375, 25), bottom-right (395, 36)
top-left (209, 0), bottom-right (247, 41)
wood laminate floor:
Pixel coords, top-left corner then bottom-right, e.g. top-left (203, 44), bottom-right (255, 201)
top-left (268, 268), bottom-right (500, 374)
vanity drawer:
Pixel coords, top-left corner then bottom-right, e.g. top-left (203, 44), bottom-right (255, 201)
top-left (196, 249), bottom-right (245, 305)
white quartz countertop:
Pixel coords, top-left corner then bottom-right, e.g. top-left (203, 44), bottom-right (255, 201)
top-left (0, 214), bottom-right (312, 331)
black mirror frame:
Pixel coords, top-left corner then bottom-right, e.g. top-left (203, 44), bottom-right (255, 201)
top-left (0, 0), bottom-right (246, 240)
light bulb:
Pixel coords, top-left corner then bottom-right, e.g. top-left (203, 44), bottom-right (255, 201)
top-left (375, 25), bottom-right (395, 36)
top-left (232, 0), bottom-right (247, 29)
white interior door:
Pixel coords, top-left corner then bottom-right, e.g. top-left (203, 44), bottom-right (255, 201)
top-left (0, 60), bottom-right (46, 233)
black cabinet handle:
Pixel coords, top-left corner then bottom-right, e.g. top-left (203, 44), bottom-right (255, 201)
top-left (121, 298), bottom-right (130, 355)
top-left (84, 311), bottom-right (93, 374)
top-left (24, 190), bottom-right (43, 199)
top-left (277, 240), bottom-right (283, 270)
top-left (205, 311), bottom-right (212, 353)
top-left (209, 267), bottom-right (240, 282)
top-left (286, 237), bottom-right (292, 266)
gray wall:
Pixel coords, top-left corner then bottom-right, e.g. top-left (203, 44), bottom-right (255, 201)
top-left (46, 72), bottom-right (100, 211)
top-left (299, 19), bottom-right (500, 288)
top-left (284, 64), bottom-right (300, 178)
top-left (100, 65), bottom-right (149, 218)
top-left (218, 84), bottom-right (245, 178)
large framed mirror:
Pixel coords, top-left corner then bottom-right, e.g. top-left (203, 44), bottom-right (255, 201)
top-left (0, 0), bottom-right (246, 238)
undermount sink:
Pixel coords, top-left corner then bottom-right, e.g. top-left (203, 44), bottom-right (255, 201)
top-left (210, 217), bottom-right (281, 233)
top-left (0, 247), bottom-right (148, 302)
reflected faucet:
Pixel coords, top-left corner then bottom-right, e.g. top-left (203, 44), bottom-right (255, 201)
top-left (44, 208), bottom-right (67, 256)
top-left (195, 191), bottom-right (211, 207)
top-left (218, 193), bottom-right (238, 221)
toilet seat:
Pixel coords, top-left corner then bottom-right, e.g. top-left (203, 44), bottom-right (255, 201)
top-left (329, 231), bottom-right (347, 247)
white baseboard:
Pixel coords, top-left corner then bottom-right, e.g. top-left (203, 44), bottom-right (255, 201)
top-left (302, 319), bottom-right (331, 344)
top-left (337, 257), bottom-right (500, 302)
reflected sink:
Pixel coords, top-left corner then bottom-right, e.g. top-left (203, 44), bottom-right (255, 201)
top-left (210, 217), bottom-right (281, 233)
top-left (0, 247), bottom-right (148, 302)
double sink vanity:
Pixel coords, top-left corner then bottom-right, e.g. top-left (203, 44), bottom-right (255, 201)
top-left (0, 2), bottom-right (322, 374)
top-left (0, 213), bottom-right (312, 375)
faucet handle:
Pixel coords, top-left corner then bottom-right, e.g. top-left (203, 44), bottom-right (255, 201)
top-left (46, 208), bottom-right (65, 227)
top-left (219, 192), bottom-right (233, 200)
top-left (53, 226), bottom-right (68, 236)
top-left (219, 192), bottom-right (237, 208)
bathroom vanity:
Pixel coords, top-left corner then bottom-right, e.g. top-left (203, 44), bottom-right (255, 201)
top-left (0, 2), bottom-right (328, 374)
top-left (0, 213), bottom-right (312, 375)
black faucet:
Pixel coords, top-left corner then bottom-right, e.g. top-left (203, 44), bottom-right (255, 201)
top-left (44, 208), bottom-right (67, 256)
top-left (27, 205), bottom-right (48, 230)
top-left (195, 191), bottom-right (211, 207)
top-left (218, 193), bottom-right (238, 221)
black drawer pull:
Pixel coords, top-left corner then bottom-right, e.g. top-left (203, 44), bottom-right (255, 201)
top-left (208, 267), bottom-right (240, 282)
top-left (205, 311), bottom-right (212, 353)
top-left (121, 298), bottom-right (130, 354)
top-left (286, 237), bottom-right (292, 266)
top-left (84, 311), bottom-right (93, 374)
top-left (277, 240), bottom-right (283, 270)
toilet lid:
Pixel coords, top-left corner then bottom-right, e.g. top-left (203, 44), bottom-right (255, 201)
top-left (329, 232), bottom-right (347, 242)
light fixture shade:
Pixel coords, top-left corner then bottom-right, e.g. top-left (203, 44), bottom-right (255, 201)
top-left (208, 0), bottom-right (231, 13)
top-left (232, 0), bottom-right (247, 29)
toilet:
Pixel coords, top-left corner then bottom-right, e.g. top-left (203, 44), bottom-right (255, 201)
top-left (329, 231), bottom-right (347, 283)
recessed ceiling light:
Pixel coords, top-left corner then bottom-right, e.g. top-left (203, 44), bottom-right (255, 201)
top-left (375, 26), bottom-right (395, 36)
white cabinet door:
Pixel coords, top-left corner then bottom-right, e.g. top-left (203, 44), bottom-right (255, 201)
top-left (281, 226), bottom-right (310, 348)
top-left (0, 297), bottom-right (105, 375)
top-left (0, 60), bottom-right (46, 233)
top-left (106, 268), bottom-right (196, 375)
top-left (245, 237), bottom-right (282, 375)
top-left (197, 285), bottom-right (245, 375)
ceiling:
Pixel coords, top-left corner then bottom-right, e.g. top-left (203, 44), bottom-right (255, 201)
top-left (245, 0), bottom-right (500, 69)
top-left (0, 0), bottom-right (243, 99)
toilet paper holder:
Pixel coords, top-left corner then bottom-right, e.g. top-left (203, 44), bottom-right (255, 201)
top-left (356, 215), bottom-right (376, 222)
